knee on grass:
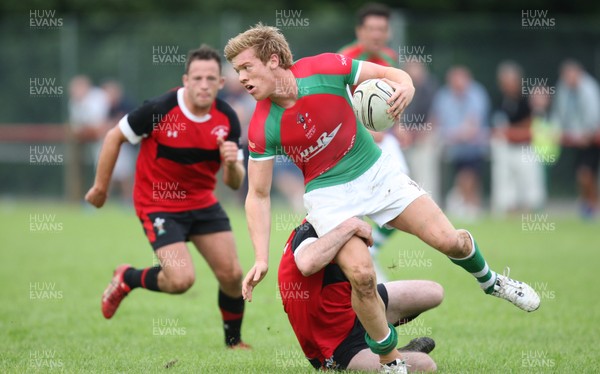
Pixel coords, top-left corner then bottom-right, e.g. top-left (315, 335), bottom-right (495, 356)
top-left (403, 352), bottom-right (437, 372)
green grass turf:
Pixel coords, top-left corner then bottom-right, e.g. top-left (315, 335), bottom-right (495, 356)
top-left (1, 202), bottom-right (599, 373)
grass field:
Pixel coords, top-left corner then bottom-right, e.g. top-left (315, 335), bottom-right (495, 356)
top-left (1, 201), bottom-right (599, 373)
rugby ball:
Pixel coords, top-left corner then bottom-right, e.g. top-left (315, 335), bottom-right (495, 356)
top-left (352, 79), bottom-right (395, 132)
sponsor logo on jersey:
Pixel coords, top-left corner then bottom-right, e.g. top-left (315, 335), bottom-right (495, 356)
top-left (296, 112), bottom-right (316, 139)
top-left (299, 123), bottom-right (342, 161)
top-left (335, 54), bottom-right (347, 66)
top-left (211, 125), bottom-right (229, 139)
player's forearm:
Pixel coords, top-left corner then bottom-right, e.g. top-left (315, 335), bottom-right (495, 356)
top-left (297, 220), bottom-right (361, 276)
top-left (223, 162), bottom-right (245, 190)
top-left (93, 128), bottom-right (124, 192)
top-left (245, 191), bottom-right (271, 263)
top-left (383, 67), bottom-right (414, 89)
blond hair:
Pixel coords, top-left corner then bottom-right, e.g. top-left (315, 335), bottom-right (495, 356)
top-left (224, 23), bottom-right (294, 69)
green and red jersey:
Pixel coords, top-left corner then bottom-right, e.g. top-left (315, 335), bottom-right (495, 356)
top-left (248, 53), bottom-right (381, 192)
top-left (338, 41), bottom-right (397, 68)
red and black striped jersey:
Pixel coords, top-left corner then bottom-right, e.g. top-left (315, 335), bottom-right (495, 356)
top-left (119, 87), bottom-right (242, 213)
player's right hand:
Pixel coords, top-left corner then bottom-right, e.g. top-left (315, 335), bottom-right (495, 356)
top-left (85, 185), bottom-right (107, 208)
top-left (242, 260), bottom-right (268, 302)
top-left (382, 77), bottom-right (415, 119)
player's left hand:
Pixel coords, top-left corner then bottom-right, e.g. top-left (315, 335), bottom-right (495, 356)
top-left (382, 78), bottom-right (415, 119)
top-left (217, 137), bottom-right (239, 166)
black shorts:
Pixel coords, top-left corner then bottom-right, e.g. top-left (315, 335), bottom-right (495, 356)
top-left (323, 284), bottom-right (389, 370)
top-left (138, 203), bottom-right (231, 251)
top-left (573, 145), bottom-right (600, 173)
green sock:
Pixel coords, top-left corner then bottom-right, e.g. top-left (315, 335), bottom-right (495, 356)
top-left (449, 231), bottom-right (497, 294)
top-left (365, 323), bottom-right (398, 355)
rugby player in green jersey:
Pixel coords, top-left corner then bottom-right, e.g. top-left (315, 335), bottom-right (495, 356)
top-left (225, 24), bottom-right (540, 371)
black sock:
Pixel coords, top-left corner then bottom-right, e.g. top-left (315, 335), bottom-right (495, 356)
top-left (123, 266), bottom-right (162, 292)
top-left (218, 289), bottom-right (244, 346)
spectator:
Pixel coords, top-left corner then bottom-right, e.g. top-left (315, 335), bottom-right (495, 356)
top-left (430, 66), bottom-right (490, 220)
top-left (528, 84), bottom-right (561, 199)
top-left (402, 61), bottom-right (440, 202)
top-left (102, 80), bottom-right (137, 205)
top-left (67, 75), bottom-right (110, 202)
top-left (553, 59), bottom-right (600, 219)
top-left (491, 61), bottom-right (545, 215)
top-left (529, 85), bottom-right (561, 168)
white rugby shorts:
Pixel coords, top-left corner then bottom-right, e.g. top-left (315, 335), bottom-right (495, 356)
top-left (304, 151), bottom-right (427, 236)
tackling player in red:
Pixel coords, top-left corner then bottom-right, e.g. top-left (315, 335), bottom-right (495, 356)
top-left (279, 217), bottom-right (442, 372)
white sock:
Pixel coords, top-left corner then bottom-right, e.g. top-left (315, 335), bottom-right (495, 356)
top-left (376, 327), bottom-right (391, 344)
